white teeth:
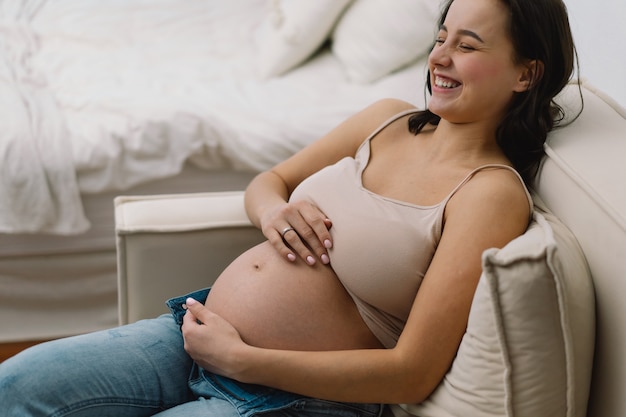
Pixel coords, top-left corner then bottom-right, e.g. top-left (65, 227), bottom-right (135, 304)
top-left (435, 76), bottom-right (460, 89)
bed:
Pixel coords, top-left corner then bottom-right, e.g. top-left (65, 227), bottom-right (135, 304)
top-left (0, 0), bottom-right (440, 342)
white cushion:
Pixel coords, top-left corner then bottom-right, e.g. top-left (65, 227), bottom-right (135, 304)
top-left (255, 0), bottom-right (352, 79)
top-left (396, 205), bottom-right (595, 417)
top-left (331, 0), bottom-right (439, 84)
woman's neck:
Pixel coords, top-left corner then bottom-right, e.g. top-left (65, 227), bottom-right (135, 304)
top-left (427, 119), bottom-right (505, 165)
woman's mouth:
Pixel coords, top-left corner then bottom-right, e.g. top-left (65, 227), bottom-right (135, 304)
top-left (434, 76), bottom-right (461, 89)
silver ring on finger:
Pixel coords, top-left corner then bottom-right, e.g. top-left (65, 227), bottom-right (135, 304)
top-left (281, 226), bottom-right (295, 238)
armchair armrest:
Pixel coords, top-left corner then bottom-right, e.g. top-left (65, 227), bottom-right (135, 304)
top-left (114, 191), bottom-right (265, 324)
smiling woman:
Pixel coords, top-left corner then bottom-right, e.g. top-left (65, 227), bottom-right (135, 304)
top-left (0, 0), bottom-right (581, 416)
top-left (426, 0), bottom-right (544, 153)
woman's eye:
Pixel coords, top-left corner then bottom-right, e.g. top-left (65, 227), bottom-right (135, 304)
top-left (435, 38), bottom-right (445, 45)
top-left (458, 44), bottom-right (475, 51)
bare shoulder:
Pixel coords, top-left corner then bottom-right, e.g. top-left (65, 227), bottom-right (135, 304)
top-left (445, 167), bottom-right (531, 245)
top-left (472, 167), bottom-right (530, 211)
top-left (331, 98), bottom-right (420, 149)
top-left (365, 98), bottom-right (419, 117)
top-left (347, 98), bottom-right (418, 136)
top-left (353, 98), bottom-right (419, 127)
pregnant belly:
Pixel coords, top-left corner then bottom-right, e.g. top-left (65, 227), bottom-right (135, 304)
top-left (205, 241), bottom-right (383, 351)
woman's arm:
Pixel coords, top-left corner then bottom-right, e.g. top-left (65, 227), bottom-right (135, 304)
top-left (183, 168), bottom-right (530, 404)
top-left (243, 98), bottom-right (416, 264)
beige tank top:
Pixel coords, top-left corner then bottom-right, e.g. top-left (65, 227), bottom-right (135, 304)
top-left (289, 109), bottom-right (533, 348)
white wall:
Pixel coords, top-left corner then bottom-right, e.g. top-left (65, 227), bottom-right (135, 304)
top-left (565, 0), bottom-right (626, 109)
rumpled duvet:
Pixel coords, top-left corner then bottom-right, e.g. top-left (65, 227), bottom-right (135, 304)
top-left (0, 0), bottom-right (88, 233)
top-left (0, 0), bottom-right (424, 234)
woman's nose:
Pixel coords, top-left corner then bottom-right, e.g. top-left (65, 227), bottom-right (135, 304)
top-left (429, 43), bottom-right (451, 68)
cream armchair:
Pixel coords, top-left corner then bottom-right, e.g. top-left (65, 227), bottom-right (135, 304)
top-left (115, 191), bottom-right (264, 324)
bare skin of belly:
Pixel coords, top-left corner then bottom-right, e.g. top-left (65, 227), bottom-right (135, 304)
top-left (205, 241), bottom-right (384, 351)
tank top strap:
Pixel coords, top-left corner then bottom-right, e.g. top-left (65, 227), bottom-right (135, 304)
top-left (443, 164), bottom-right (534, 214)
top-left (359, 108), bottom-right (421, 146)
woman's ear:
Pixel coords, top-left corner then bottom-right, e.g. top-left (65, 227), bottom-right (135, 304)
top-left (514, 59), bottom-right (544, 92)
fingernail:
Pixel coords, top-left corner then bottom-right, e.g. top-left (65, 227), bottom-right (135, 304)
top-left (321, 254), bottom-right (330, 264)
top-left (287, 253), bottom-right (296, 262)
top-left (186, 297), bottom-right (197, 306)
top-left (306, 256), bottom-right (316, 265)
top-left (324, 239), bottom-right (332, 249)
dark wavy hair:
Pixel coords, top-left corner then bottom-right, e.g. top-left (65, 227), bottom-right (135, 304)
top-left (408, 0), bottom-right (582, 186)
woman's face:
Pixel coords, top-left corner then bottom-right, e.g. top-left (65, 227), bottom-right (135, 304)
top-left (427, 0), bottom-right (530, 127)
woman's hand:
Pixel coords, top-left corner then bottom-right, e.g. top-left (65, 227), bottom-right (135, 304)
top-left (182, 298), bottom-right (247, 377)
top-left (260, 200), bottom-right (333, 266)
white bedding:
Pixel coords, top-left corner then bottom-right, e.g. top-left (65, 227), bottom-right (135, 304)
top-left (0, 0), bottom-right (429, 234)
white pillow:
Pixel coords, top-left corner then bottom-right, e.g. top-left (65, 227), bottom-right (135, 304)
top-left (331, 0), bottom-right (440, 84)
top-left (255, 0), bottom-right (352, 79)
top-left (395, 205), bottom-right (595, 417)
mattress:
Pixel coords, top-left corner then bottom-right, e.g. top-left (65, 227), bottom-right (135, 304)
top-left (0, 165), bottom-right (255, 258)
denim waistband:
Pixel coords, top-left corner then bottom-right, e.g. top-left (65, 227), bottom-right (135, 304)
top-left (165, 287), bottom-right (382, 417)
top-left (166, 287), bottom-right (211, 326)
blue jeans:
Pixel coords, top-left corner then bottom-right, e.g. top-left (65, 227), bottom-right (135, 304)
top-left (0, 288), bottom-right (383, 417)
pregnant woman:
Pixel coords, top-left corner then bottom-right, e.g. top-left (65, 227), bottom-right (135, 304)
top-left (0, 0), bottom-right (579, 415)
